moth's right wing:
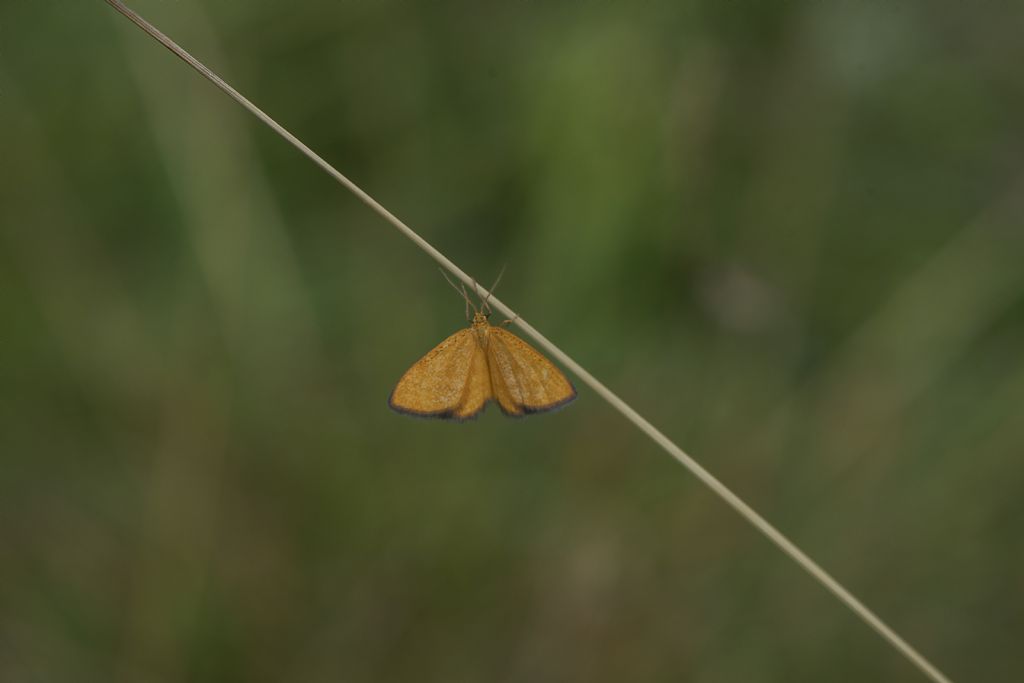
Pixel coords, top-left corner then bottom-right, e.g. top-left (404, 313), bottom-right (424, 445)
top-left (487, 327), bottom-right (577, 417)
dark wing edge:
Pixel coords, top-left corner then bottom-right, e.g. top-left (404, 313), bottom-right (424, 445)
top-left (496, 382), bottom-right (577, 417)
top-left (387, 393), bottom-right (492, 422)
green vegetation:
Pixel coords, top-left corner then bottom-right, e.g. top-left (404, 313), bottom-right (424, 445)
top-left (2, 1), bottom-right (1021, 681)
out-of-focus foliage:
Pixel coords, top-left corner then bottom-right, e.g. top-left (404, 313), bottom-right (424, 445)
top-left (1, 1), bottom-right (1022, 681)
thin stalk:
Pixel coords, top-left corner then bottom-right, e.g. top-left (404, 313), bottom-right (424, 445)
top-left (103, 3), bottom-right (954, 682)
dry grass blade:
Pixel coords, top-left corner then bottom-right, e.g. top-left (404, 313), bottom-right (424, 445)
top-left (102, 2), bottom-right (955, 681)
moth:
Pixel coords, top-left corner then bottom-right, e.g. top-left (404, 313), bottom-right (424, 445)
top-left (389, 274), bottom-right (576, 421)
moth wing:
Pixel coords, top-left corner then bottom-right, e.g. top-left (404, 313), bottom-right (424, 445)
top-left (451, 340), bottom-right (493, 420)
top-left (389, 329), bottom-right (489, 419)
top-left (487, 327), bottom-right (576, 416)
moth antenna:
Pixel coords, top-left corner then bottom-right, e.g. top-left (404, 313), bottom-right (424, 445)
top-left (439, 268), bottom-right (477, 318)
top-left (470, 278), bottom-right (488, 315)
top-left (482, 264), bottom-right (506, 313)
top-left (462, 283), bottom-right (479, 316)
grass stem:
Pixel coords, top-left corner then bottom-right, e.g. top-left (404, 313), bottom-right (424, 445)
top-left (103, 3), bottom-right (954, 681)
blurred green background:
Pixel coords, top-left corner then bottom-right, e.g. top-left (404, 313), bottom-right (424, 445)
top-left (2, 0), bottom-right (1022, 681)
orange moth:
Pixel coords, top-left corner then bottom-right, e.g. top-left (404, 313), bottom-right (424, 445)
top-left (389, 274), bottom-right (576, 421)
